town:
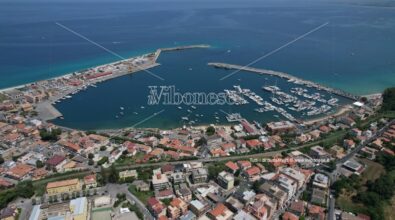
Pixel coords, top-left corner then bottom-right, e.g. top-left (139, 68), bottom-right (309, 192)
top-left (0, 58), bottom-right (395, 220)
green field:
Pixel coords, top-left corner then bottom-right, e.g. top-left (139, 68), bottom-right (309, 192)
top-left (128, 185), bottom-right (154, 204)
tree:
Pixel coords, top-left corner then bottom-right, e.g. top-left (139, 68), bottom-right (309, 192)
top-left (100, 146), bottom-right (107, 151)
top-left (36, 160), bottom-right (44, 168)
top-left (88, 159), bottom-right (94, 166)
top-left (39, 128), bottom-right (62, 142)
top-left (381, 87), bottom-right (395, 112)
top-left (206, 126), bottom-right (215, 136)
top-left (0, 156), bottom-right (4, 164)
top-left (108, 165), bottom-right (119, 183)
top-left (88, 153), bottom-right (94, 159)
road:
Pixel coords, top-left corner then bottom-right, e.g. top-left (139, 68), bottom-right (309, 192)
top-left (326, 119), bottom-right (395, 220)
top-left (114, 144), bottom-right (310, 171)
top-left (107, 184), bottom-right (154, 220)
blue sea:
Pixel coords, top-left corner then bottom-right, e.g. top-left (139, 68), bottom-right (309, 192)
top-left (1, 0), bottom-right (395, 129)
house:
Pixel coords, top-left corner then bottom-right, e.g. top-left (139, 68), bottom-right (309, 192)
top-left (246, 139), bottom-right (262, 149)
top-left (266, 121), bottom-right (295, 134)
top-left (221, 142), bottom-right (236, 153)
top-left (147, 197), bottom-right (166, 218)
top-left (276, 174), bottom-right (298, 201)
top-left (83, 174), bottom-right (97, 189)
top-left (46, 155), bottom-right (67, 172)
top-left (309, 146), bottom-right (331, 161)
top-left (237, 160), bottom-right (252, 170)
top-left (282, 211), bottom-right (298, 220)
top-left (119, 170), bottom-right (138, 181)
top-left (0, 207), bottom-right (18, 220)
top-left (152, 172), bottom-right (171, 190)
top-left (207, 203), bottom-right (234, 220)
top-left (243, 166), bottom-right (260, 182)
top-left (46, 178), bottom-right (81, 196)
top-left (343, 139), bottom-right (356, 149)
top-left (191, 168), bottom-right (208, 184)
top-left (168, 198), bottom-right (188, 219)
top-left (308, 205), bottom-right (325, 220)
top-left (217, 171), bottom-right (235, 190)
top-left (312, 173), bottom-right (329, 189)
top-left (259, 182), bottom-right (287, 209)
top-left (245, 200), bottom-right (268, 220)
top-left (6, 164), bottom-right (34, 180)
top-left (289, 200), bottom-right (305, 216)
top-left (311, 188), bottom-right (327, 206)
top-left (189, 200), bottom-right (209, 217)
top-left (328, 145), bottom-right (345, 159)
top-left (225, 161), bottom-right (239, 174)
top-left (131, 180), bottom-right (150, 191)
top-left (233, 210), bottom-right (257, 220)
top-left (341, 160), bottom-right (364, 176)
top-left (279, 167), bottom-right (306, 190)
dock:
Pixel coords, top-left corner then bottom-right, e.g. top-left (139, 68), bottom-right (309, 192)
top-left (208, 62), bottom-right (359, 101)
top-left (36, 102), bottom-right (63, 121)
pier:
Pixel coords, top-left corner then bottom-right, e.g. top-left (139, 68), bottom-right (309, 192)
top-left (160, 44), bottom-right (210, 52)
top-left (208, 62), bottom-right (359, 101)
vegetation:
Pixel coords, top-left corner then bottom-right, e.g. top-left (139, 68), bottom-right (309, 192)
top-left (123, 201), bottom-right (144, 219)
top-left (113, 193), bottom-right (126, 207)
top-left (128, 185), bottom-right (154, 204)
top-left (207, 162), bottom-right (226, 180)
top-left (381, 87), bottom-right (395, 112)
top-left (206, 126), bottom-right (215, 136)
top-left (39, 128), bottom-right (62, 141)
top-left (0, 181), bottom-right (34, 209)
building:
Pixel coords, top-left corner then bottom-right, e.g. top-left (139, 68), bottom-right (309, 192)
top-left (32, 197), bottom-right (89, 220)
top-left (243, 166), bottom-right (260, 182)
top-left (189, 200), bottom-right (209, 217)
top-left (147, 197), bottom-right (166, 218)
top-left (152, 173), bottom-right (171, 190)
top-left (69, 197), bottom-right (88, 220)
top-left (46, 155), bottom-right (66, 172)
top-left (168, 198), bottom-right (188, 219)
top-left (83, 174), bottom-right (97, 189)
top-left (311, 188), bottom-right (327, 206)
top-left (131, 180), bottom-right (150, 191)
top-left (191, 168), bottom-right (208, 184)
top-left (94, 196), bottom-right (111, 207)
top-left (279, 167), bottom-right (306, 190)
top-left (119, 170), bottom-right (138, 180)
top-left (225, 161), bottom-right (239, 174)
top-left (312, 173), bottom-right (329, 189)
top-left (5, 164), bottom-right (34, 180)
top-left (328, 145), bottom-right (345, 159)
top-left (309, 146), bottom-right (331, 161)
top-left (233, 210), bottom-right (256, 220)
top-left (0, 207), bottom-right (18, 220)
top-left (266, 121), bottom-right (295, 134)
top-left (341, 160), bottom-right (364, 176)
top-left (207, 203), bottom-right (234, 220)
top-left (217, 171), bottom-right (235, 190)
top-left (276, 174), bottom-right (298, 201)
top-left (46, 178), bottom-right (81, 196)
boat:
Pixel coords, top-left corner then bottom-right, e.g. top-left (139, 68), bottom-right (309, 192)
top-left (178, 106), bottom-right (182, 110)
top-left (191, 106), bottom-right (196, 109)
top-left (120, 107), bottom-right (124, 110)
top-left (140, 106), bottom-right (145, 109)
top-left (181, 117), bottom-right (189, 120)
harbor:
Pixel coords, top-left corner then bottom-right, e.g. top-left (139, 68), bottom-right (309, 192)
top-left (22, 45), bottom-right (211, 121)
top-left (208, 62), bottom-right (360, 101)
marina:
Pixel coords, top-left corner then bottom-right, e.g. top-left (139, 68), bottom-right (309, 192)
top-left (208, 62), bottom-right (360, 101)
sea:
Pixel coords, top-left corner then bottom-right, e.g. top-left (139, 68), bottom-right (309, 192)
top-left (1, 0), bottom-right (395, 129)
